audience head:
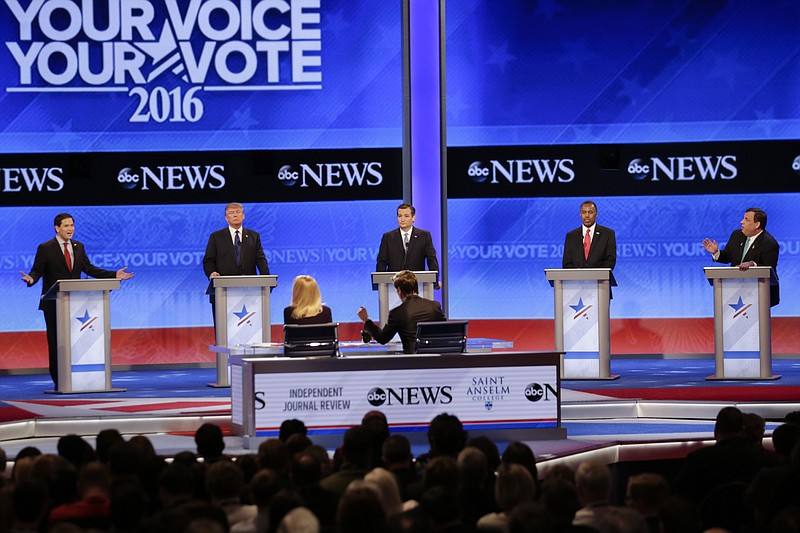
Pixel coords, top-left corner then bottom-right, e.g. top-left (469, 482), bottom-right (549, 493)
top-left (268, 488), bottom-right (304, 533)
top-left (502, 441), bottom-right (539, 486)
top-left (363, 467), bottom-right (403, 517)
top-left (495, 462), bottom-right (536, 513)
top-left (362, 410), bottom-right (390, 467)
top-left (540, 477), bottom-right (580, 527)
top-left (772, 422), bottom-right (800, 459)
top-left (427, 413), bottom-right (467, 458)
top-left (785, 411), bottom-right (800, 425)
top-left (508, 502), bottom-right (555, 533)
top-left (289, 275), bottom-right (324, 319)
top-left (658, 496), bottom-right (702, 533)
top-left (713, 406), bottom-right (744, 440)
top-left (95, 429), bottom-right (124, 463)
top-left (466, 435), bottom-right (501, 474)
top-left (249, 469), bottom-right (285, 510)
top-left (382, 434), bottom-right (413, 469)
top-left (625, 472), bottom-right (670, 515)
top-left (423, 455), bottom-right (460, 491)
top-left (204, 460), bottom-right (243, 501)
top-left (421, 485), bottom-right (462, 530)
top-left (341, 425), bottom-right (372, 468)
top-left (392, 270), bottom-right (419, 298)
top-left (11, 479), bottom-right (49, 529)
top-left (291, 452), bottom-right (323, 487)
top-left (57, 434), bottom-right (96, 469)
top-left (742, 412), bottom-right (766, 446)
top-left (596, 506), bottom-right (649, 533)
top-left (575, 460), bottom-right (611, 506)
top-left (277, 506), bottom-right (320, 533)
top-left (285, 433), bottom-right (313, 459)
top-left (279, 418), bottom-right (308, 442)
top-left (457, 446), bottom-right (488, 488)
top-left (194, 423), bottom-right (225, 461)
top-left (157, 463), bottom-right (196, 506)
top-left (258, 438), bottom-right (289, 475)
top-left (336, 481), bottom-right (387, 533)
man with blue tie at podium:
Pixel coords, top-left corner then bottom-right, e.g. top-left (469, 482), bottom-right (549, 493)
top-left (203, 202), bottom-right (269, 281)
top-left (376, 203), bottom-right (440, 288)
top-left (702, 207), bottom-right (780, 306)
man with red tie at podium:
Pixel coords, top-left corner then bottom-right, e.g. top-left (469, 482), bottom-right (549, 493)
top-left (376, 203), bottom-right (440, 288)
top-left (20, 213), bottom-right (134, 389)
top-left (702, 207), bottom-right (780, 306)
top-left (562, 200), bottom-right (617, 270)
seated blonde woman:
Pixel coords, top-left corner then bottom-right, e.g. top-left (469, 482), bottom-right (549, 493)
top-left (284, 275), bottom-right (333, 325)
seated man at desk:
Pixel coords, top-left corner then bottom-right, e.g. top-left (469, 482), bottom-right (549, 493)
top-left (358, 270), bottom-right (445, 354)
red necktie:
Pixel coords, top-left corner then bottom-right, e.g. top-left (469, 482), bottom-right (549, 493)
top-left (64, 242), bottom-right (72, 272)
top-left (583, 230), bottom-right (591, 260)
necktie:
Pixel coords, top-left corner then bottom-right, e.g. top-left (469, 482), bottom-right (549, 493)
top-left (583, 230), bottom-right (591, 260)
top-left (234, 230), bottom-right (241, 265)
top-left (63, 242), bottom-right (72, 272)
top-left (403, 232), bottom-right (409, 254)
top-left (741, 236), bottom-right (751, 264)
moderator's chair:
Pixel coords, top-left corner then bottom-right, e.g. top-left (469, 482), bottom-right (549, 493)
top-left (414, 320), bottom-right (469, 354)
top-left (283, 323), bottom-right (339, 357)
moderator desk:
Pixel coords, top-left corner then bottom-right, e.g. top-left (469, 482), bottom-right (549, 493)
top-left (230, 351), bottom-right (564, 449)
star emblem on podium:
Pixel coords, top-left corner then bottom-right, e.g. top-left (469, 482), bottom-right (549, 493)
top-left (729, 296), bottom-right (752, 319)
top-left (570, 298), bottom-right (592, 319)
top-left (233, 305), bottom-right (256, 326)
top-left (76, 309), bottom-right (97, 332)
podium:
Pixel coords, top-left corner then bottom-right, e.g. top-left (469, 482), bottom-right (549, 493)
top-left (207, 275), bottom-right (278, 387)
top-left (704, 266), bottom-right (779, 380)
top-left (545, 268), bottom-right (618, 380)
top-left (371, 271), bottom-right (437, 325)
top-left (42, 278), bottom-right (123, 394)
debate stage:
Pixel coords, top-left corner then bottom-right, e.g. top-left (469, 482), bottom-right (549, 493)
top-left (2, 356), bottom-right (799, 473)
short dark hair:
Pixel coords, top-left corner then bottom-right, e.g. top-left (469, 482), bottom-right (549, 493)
top-left (393, 270), bottom-right (418, 297)
top-left (54, 213), bottom-right (73, 227)
top-left (580, 201), bottom-right (597, 212)
top-left (397, 202), bottom-right (415, 215)
top-left (746, 207), bottom-right (767, 230)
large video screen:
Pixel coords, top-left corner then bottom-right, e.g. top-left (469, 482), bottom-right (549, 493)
top-left (445, 0), bottom-right (800, 146)
top-left (0, 0), bottom-right (402, 152)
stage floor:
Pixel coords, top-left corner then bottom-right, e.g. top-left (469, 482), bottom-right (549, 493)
top-left (1, 358), bottom-right (799, 468)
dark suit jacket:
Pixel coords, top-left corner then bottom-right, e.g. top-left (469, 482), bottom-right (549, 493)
top-left (363, 294), bottom-right (445, 354)
top-left (715, 229), bottom-right (779, 306)
top-left (203, 227), bottom-right (269, 278)
top-left (562, 224), bottom-right (617, 269)
top-left (376, 227), bottom-right (439, 274)
top-left (27, 238), bottom-right (116, 310)
top-left (283, 305), bottom-right (333, 325)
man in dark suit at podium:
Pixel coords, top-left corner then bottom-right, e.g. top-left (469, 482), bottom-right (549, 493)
top-left (562, 200), bottom-right (617, 270)
top-left (702, 207), bottom-right (780, 306)
top-left (20, 213), bottom-right (134, 389)
top-left (203, 202), bottom-right (269, 280)
top-left (376, 203), bottom-right (440, 286)
top-left (358, 270), bottom-right (445, 354)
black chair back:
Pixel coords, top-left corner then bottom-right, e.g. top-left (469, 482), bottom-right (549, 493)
top-left (414, 320), bottom-right (468, 354)
top-left (283, 322), bottom-right (339, 357)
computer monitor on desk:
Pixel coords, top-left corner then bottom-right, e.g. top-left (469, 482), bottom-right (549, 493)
top-left (415, 321), bottom-right (469, 354)
top-left (283, 323), bottom-right (339, 357)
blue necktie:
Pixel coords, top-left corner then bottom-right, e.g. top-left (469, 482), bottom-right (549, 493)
top-left (234, 230), bottom-right (241, 265)
top-left (739, 237), bottom-right (750, 264)
top-left (741, 236), bottom-right (751, 264)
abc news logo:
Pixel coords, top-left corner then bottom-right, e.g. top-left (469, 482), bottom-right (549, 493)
top-left (2, 167), bottom-right (63, 192)
top-left (277, 162), bottom-right (384, 188)
top-left (117, 165), bottom-right (225, 190)
top-left (367, 386), bottom-right (453, 407)
top-left (467, 159), bottom-right (575, 184)
top-left (524, 382), bottom-right (557, 403)
top-left (627, 155), bottom-right (737, 181)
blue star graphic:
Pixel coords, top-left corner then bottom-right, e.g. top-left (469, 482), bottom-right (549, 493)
top-left (570, 298), bottom-right (586, 313)
top-left (76, 310), bottom-right (92, 324)
top-left (729, 297), bottom-right (746, 312)
top-left (233, 306), bottom-right (250, 320)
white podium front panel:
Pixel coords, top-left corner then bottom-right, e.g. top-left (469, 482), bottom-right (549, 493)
top-left (68, 291), bottom-right (107, 391)
top-left (225, 286), bottom-right (264, 346)
top-left (562, 280), bottom-right (600, 378)
top-left (721, 278), bottom-right (761, 378)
